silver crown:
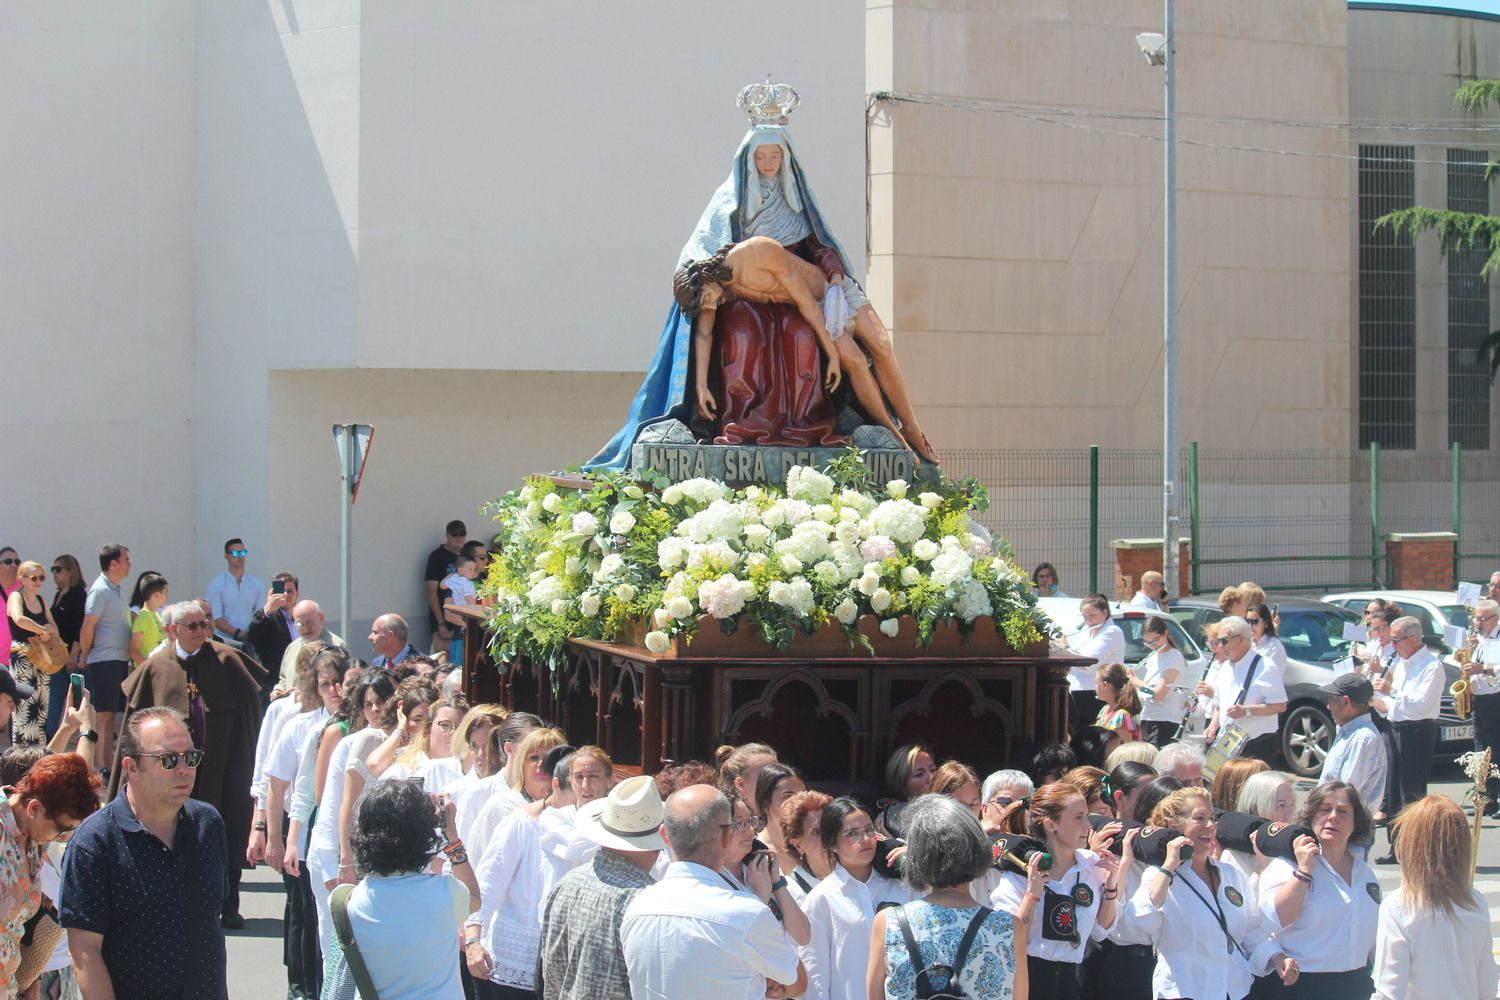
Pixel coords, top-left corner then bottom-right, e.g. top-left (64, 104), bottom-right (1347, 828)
top-left (737, 77), bottom-right (800, 126)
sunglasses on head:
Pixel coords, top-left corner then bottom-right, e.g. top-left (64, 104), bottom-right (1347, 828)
top-left (134, 750), bottom-right (206, 770)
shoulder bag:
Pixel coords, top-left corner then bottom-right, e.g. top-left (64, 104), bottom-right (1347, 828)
top-left (330, 883), bottom-right (382, 1000)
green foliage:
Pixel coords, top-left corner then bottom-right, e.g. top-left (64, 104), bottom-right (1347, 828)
top-left (1374, 208), bottom-right (1500, 277)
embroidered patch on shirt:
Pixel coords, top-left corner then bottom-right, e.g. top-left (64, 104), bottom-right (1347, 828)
top-left (1366, 882), bottom-right (1381, 903)
top-left (1072, 883), bottom-right (1095, 908)
top-left (1224, 886), bottom-right (1244, 907)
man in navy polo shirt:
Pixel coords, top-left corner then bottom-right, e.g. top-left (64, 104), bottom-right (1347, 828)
top-left (61, 706), bottom-right (228, 999)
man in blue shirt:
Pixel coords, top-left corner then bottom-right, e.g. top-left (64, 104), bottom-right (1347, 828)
top-left (78, 543), bottom-right (132, 771)
top-left (1318, 672), bottom-right (1388, 817)
top-left (61, 705), bottom-right (228, 999)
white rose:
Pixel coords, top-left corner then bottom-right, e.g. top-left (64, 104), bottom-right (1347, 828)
top-left (780, 554), bottom-right (803, 575)
top-left (564, 556), bottom-right (581, 577)
top-left (614, 583), bottom-right (638, 603)
top-left (595, 554), bottom-right (624, 580)
top-left (918, 491), bottom-right (942, 509)
top-left (579, 593), bottom-right (602, 616)
top-left (835, 598), bottom-right (859, 625)
top-left (661, 484), bottom-right (684, 505)
top-left (912, 538), bottom-right (940, 562)
top-left (879, 618), bottom-right (901, 637)
top-left (644, 630), bottom-right (671, 654)
top-left (743, 523), bottom-right (771, 548)
top-left (666, 595), bottom-right (694, 620)
top-left (653, 608), bottom-right (672, 628)
top-left (610, 510), bottom-right (637, 535)
top-left (623, 484), bottom-right (645, 500)
top-left (886, 479), bottom-right (908, 499)
top-left (550, 599), bottom-right (569, 616)
top-left (901, 565), bottom-right (922, 586)
top-left (542, 493), bottom-right (563, 513)
top-left (572, 512), bottom-right (599, 536)
top-left (871, 588), bottom-right (893, 613)
top-left (812, 504), bottom-right (838, 524)
top-left (857, 573), bottom-right (881, 596)
top-left (745, 552), bottom-right (769, 570)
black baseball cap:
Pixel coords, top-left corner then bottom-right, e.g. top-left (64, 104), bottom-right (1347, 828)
top-left (1319, 672), bottom-right (1373, 704)
top-left (0, 668), bottom-right (35, 702)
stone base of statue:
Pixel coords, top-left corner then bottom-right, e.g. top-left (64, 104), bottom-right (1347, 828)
top-left (629, 417), bottom-right (925, 487)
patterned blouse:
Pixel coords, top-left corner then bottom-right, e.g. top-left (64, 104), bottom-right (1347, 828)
top-left (0, 801), bottom-right (43, 999)
top-left (883, 899), bottom-right (1016, 1000)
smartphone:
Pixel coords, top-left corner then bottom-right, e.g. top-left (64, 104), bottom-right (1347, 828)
top-left (271, 579), bottom-right (285, 595)
top-left (70, 673), bottom-right (85, 708)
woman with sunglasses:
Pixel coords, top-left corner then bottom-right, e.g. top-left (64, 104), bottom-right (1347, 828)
top-left (1247, 604), bottom-right (1289, 677)
top-left (803, 796), bottom-right (915, 1000)
top-left (1133, 618), bottom-right (1186, 747)
top-left (6, 561), bottom-right (59, 746)
top-left (44, 555), bottom-right (86, 739)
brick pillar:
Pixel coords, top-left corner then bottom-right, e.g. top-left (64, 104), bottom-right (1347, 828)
top-left (1383, 532), bottom-right (1457, 591)
top-left (1108, 538), bottom-right (1192, 601)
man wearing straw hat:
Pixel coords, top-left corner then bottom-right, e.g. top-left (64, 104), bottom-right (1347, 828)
top-left (538, 775), bottom-right (666, 999)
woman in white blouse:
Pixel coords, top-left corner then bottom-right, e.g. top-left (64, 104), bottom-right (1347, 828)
top-left (1247, 603), bottom-right (1288, 675)
top-left (1133, 617), bottom-right (1187, 747)
top-left (1372, 795), bottom-right (1497, 1000)
top-left (802, 796), bottom-right (915, 1000)
top-left (777, 789), bottom-right (834, 903)
top-left (1255, 781), bottom-right (1378, 999)
top-left (1128, 787), bottom-right (1298, 1000)
top-left (990, 782), bottom-right (1122, 1000)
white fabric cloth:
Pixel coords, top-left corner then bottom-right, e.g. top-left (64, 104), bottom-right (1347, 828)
top-left (621, 860), bottom-right (800, 1000)
top-left (251, 695), bottom-right (303, 808)
top-left (288, 720), bottom-right (333, 828)
top-left (1256, 854), bottom-right (1378, 973)
top-left (1127, 591), bottom-right (1161, 612)
top-left (1371, 885), bottom-right (1497, 1000)
top-left (1317, 712), bottom-right (1387, 811)
top-left (821, 281), bottom-right (852, 341)
top-left (1127, 862), bottom-right (1279, 1000)
top-left (803, 864), bottom-right (915, 1000)
top-left (308, 728), bottom-right (386, 878)
top-left (1208, 650), bottom-right (1287, 738)
top-left (1384, 646), bottom-right (1444, 722)
top-left (205, 569), bottom-right (265, 636)
top-left (416, 755), bottom-right (464, 791)
top-left (1070, 621), bottom-right (1126, 692)
top-left (1253, 634), bottom-right (1289, 676)
top-left (444, 768), bottom-right (490, 844)
top-left (467, 781), bottom-right (527, 869)
top-left (1472, 630), bottom-right (1500, 697)
top-left (346, 872), bottom-right (469, 1000)
top-left (991, 849), bottom-right (1111, 963)
top-left (1137, 647), bottom-right (1187, 722)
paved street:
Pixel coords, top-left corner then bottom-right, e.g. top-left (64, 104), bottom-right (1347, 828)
top-left (223, 761), bottom-right (1500, 998)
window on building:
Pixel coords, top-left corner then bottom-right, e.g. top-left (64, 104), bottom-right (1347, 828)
top-left (1358, 145), bottom-right (1416, 449)
top-left (1448, 148), bottom-right (1491, 450)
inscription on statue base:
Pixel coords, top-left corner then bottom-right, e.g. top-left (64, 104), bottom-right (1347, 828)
top-left (632, 442), bottom-right (916, 487)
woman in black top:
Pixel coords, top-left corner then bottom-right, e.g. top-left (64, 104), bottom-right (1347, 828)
top-left (7, 560), bottom-right (57, 745)
top-left (45, 554), bottom-right (86, 738)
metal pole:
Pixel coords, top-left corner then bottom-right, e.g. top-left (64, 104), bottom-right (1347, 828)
top-left (1370, 441), bottom-right (1382, 587)
top-left (1161, 0), bottom-right (1180, 601)
top-left (340, 424), bottom-right (353, 637)
top-left (1453, 441), bottom-right (1463, 577)
top-left (1188, 441), bottom-right (1200, 595)
top-left (1089, 445), bottom-right (1100, 594)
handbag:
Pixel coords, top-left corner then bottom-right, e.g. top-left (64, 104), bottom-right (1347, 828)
top-left (14, 900), bottom-right (63, 990)
top-left (27, 632), bottom-right (68, 675)
top-left (330, 883), bottom-right (382, 1000)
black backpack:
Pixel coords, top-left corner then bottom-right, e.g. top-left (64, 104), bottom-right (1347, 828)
top-left (892, 903), bottom-right (992, 999)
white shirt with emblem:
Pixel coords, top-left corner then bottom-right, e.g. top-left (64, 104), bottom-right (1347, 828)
top-left (1256, 853), bottom-right (1379, 973)
top-left (991, 848), bottom-right (1112, 963)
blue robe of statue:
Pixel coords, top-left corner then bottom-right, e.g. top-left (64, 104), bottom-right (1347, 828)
top-left (586, 126), bottom-right (862, 471)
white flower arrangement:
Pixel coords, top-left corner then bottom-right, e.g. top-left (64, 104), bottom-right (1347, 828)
top-left (478, 452), bottom-right (1049, 671)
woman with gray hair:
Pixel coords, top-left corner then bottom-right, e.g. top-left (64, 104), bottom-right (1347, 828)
top-left (864, 795), bottom-right (1024, 999)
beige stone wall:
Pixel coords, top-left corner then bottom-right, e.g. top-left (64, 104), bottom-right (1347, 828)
top-left (867, 0), bottom-right (1352, 451)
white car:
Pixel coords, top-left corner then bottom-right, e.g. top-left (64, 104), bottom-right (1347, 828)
top-left (1035, 597), bottom-right (1210, 740)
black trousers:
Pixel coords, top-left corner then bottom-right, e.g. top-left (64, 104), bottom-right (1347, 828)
top-left (1071, 691), bottom-right (1105, 734)
top-left (1473, 692), bottom-right (1500, 807)
top-left (1141, 720), bottom-right (1180, 748)
top-left (1393, 719), bottom-right (1438, 806)
top-left (282, 848), bottom-right (321, 998)
top-left (473, 983), bottom-right (536, 1000)
top-left (1240, 732), bottom-right (1280, 765)
top-left (1028, 955), bottom-right (1083, 1000)
top-left (1248, 968), bottom-right (1372, 1000)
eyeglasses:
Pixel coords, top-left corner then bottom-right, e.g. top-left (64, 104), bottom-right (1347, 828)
top-left (227, 549), bottom-right (248, 558)
top-left (722, 816), bottom-right (761, 834)
top-left (134, 750), bottom-right (206, 770)
top-left (177, 620), bottom-right (212, 631)
top-left (1210, 638), bottom-right (1230, 647)
top-left (432, 719), bottom-right (459, 733)
top-left (1246, 617), bottom-right (1262, 625)
top-left (0, 559), bottom-right (18, 566)
top-left (839, 823), bottom-right (878, 842)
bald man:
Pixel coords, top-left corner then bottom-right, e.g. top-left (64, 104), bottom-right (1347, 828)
top-left (1130, 570), bottom-right (1167, 612)
top-left (271, 600), bottom-right (346, 697)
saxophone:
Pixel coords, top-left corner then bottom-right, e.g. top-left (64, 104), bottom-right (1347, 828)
top-left (1452, 607), bottom-right (1480, 721)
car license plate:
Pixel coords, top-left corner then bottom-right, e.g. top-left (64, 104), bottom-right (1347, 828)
top-left (1441, 723), bottom-right (1474, 742)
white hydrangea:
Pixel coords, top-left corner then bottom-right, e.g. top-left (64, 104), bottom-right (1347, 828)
top-left (526, 577), bottom-right (565, 607)
top-left (744, 552), bottom-right (769, 571)
top-left (697, 574), bottom-right (756, 619)
top-left (912, 538), bottom-right (940, 562)
top-left (742, 523), bottom-right (772, 549)
top-left (779, 554), bottom-right (803, 575)
top-left (829, 543), bottom-right (864, 582)
top-left (609, 510), bottom-right (636, 535)
top-left (812, 560), bottom-right (840, 585)
top-left (785, 466), bottom-right (835, 504)
top-left (812, 504), bottom-right (838, 524)
top-left (678, 478), bottom-right (727, 505)
top-left (954, 578), bottom-right (993, 622)
top-left (686, 541), bottom-right (738, 575)
top-left (879, 618), bottom-right (901, 637)
top-left (775, 521), bottom-right (832, 566)
top-left (644, 630), bottom-right (671, 654)
top-left (658, 537), bottom-right (691, 570)
top-left (768, 577), bottom-right (816, 617)
top-left (839, 490), bottom-right (877, 517)
top-left (763, 498), bottom-right (814, 529)
top-left (542, 493), bottom-right (563, 514)
top-left (931, 548), bottom-right (974, 588)
top-left (867, 499), bottom-right (929, 545)
top-left (860, 535), bottom-right (898, 563)
top-left (571, 512), bottom-right (599, 536)
top-left (871, 587), bottom-right (893, 613)
top-left (579, 592), bottom-right (602, 616)
top-left (834, 597), bottom-right (859, 625)
top-left (680, 499), bottom-right (744, 543)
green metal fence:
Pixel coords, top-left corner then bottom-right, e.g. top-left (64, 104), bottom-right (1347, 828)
top-left (940, 443), bottom-right (1500, 597)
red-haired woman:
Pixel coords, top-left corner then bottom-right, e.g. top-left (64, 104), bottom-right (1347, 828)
top-left (1, 753), bottom-right (102, 994)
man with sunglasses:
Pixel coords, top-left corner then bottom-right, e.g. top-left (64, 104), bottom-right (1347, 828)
top-left (1462, 596), bottom-right (1500, 817)
top-left (0, 547), bottom-right (18, 668)
top-left (61, 705), bottom-right (229, 999)
top-left (110, 601), bottom-right (265, 927)
top-left (206, 537), bottom-right (265, 649)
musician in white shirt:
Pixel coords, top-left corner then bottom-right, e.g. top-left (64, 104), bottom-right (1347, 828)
top-left (1202, 617), bottom-right (1287, 764)
top-left (1371, 616), bottom-right (1445, 863)
top-left (1460, 597), bottom-right (1500, 817)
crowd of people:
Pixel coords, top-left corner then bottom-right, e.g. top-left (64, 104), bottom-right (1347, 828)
top-left (0, 540), bottom-right (1496, 999)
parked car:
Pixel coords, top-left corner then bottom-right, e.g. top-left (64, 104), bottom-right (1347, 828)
top-left (1321, 589), bottom-right (1476, 754)
top-left (1170, 595), bottom-right (1470, 776)
top-left (1036, 597), bottom-right (1210, 739)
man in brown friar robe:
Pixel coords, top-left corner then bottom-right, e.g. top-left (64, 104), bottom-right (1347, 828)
top-left (109, 599), bottom-right (265, 927)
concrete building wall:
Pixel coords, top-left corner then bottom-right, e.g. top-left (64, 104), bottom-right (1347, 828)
top-left (867, 0), bottom-right (1353, 452)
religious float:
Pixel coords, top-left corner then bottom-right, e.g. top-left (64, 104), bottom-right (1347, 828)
top-left (454, 80), bottom-right (1088, 790)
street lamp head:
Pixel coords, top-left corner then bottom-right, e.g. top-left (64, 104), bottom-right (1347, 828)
top-left (1136, 32), bottom-right (1168, 66)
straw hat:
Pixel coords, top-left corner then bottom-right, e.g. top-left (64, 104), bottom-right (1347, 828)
top-left (575, 774), bottom-right (667, 852)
